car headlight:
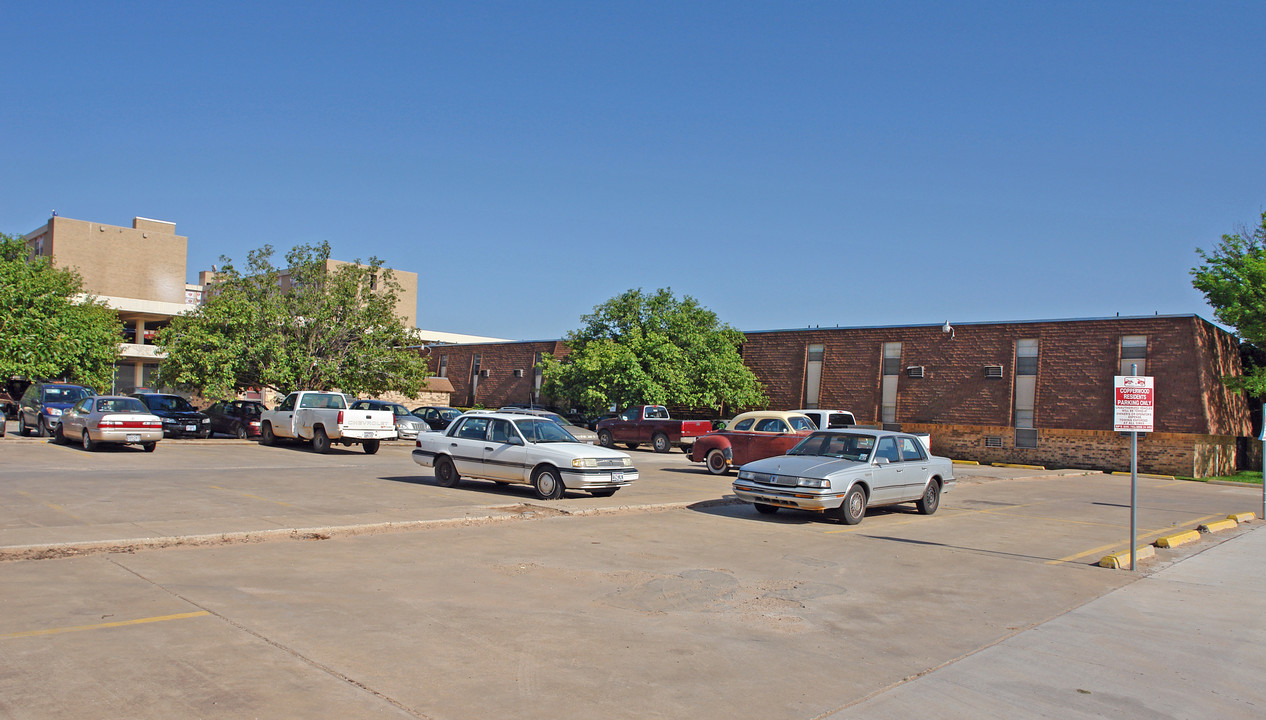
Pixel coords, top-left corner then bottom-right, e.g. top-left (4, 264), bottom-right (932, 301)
top-left (572, 458), bottom-right (599, 468)
top-left (797, 477), bottom-right (831, 489)
top-left (202, 418), bottom-right (210, 424)
top-left (621, 457), bottom-right (632, 467)
top-left (738, 470), bottom-right (756, 481)
top-left (45, 408), bottom-right (62, 416)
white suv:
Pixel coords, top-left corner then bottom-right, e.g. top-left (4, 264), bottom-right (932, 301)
top-left (794, 409), bottom-right (857, 430)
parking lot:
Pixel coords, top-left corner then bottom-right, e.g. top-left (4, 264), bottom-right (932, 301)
top-left (1, 430), bottom-right (1262, 718)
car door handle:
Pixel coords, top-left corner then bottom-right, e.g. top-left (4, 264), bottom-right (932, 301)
top-left (484, 446), bottom-right (494, 451)
top-left (450, 442), bottom-right (458, 447)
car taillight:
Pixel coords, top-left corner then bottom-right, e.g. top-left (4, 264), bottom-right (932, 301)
top-left (415, 439), bottom-right (421, 447)
top-left (338, 410), bottom-right (344, 424)
top-left (99, 420), bottom-right (121, 428)
top-left (146, 420), bottom-right (162, 428)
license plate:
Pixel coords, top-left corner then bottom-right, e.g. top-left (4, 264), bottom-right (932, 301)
top-left (126, 434), bottom-right (141, 443)
top-left (611, 471), bottom-right (624, 481)
top-left (185, 425), bottom-right (197, 432)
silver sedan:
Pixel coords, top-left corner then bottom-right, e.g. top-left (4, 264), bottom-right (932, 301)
top-left (733, 429), bottom-right (955, 524)
top-left (57, 395), bottom-right (164, 452)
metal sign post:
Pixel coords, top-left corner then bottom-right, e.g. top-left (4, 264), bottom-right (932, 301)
top-left (1260, 403), bottom-right (1265, 521)
top-left (1114, 369), bottom-right (1154, 571)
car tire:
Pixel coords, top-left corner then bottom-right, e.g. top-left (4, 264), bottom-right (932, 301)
top-left (753, 502), bottom-right (779, 515)
top-left (235, 423), bottom-right (248, 440)
top-left (531, 466), bottom-right (565, 500)
top-left (916, 479), bottom-right (941, 515)
top-left (81, 430), bottom-right (96, 452)
top-left (590, 488), bottom-right (617, 498)
top-left (53, 423), bottom-right (66, 445)
top-left (312, 427), bottom-right (331, 454)
top-left (705, 449), bottom-right (730, 475)
top-left (142, 442), bottom-right (157, 453)
top-left (835, 486), bottom-right (867, 525)
top-left (37, 417), bottom-right (48, 438)
top-left (260, 422), bottom-right (275, 446)
top-left (18, 414), bottom-right (28, 437)
top-left (652, 433), bottom-right (670, 453)
top-left (362, 439), bottom-right (380, 455)
top-left (597, 430), bottom-right (614, 448)
top-left (434, 456), bottom-right (460, 487)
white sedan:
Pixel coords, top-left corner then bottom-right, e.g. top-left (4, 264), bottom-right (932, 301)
top-left (412, 412), bottom-right (637, 499)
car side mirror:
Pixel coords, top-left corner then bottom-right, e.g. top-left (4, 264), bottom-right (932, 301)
top-left (873, 457), bottom-right (890, 466)
top-left (507, 436), bottom-right (524, 446)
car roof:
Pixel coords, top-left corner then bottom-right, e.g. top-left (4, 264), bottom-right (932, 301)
top-left (455, 412), bottom-right (556, 422)
top-left (729, 410), bottom-right (812, 424)
top-left (793, 409), bottom-right (855, 415)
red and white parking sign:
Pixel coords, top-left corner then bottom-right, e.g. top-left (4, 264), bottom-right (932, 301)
top-left (1114, 376), bottom-right (1154, 432)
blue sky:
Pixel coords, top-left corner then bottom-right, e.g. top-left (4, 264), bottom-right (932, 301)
top-left (3, 2), bottom-right (1263, 340)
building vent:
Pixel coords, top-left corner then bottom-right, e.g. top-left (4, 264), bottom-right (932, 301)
top-left (513, 369), bottom-right (524, 378)
top-left (479, 369), bottom-right (491, 378)
top-left (906, 365), bottom-right (924, 378)
top-left (985, 436), bottom-right (1003, 448)
top-left (984, 365), bottom-right (1004, 379)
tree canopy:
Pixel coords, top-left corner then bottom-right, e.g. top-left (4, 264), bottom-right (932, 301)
top-left (0, 232), bottom-right (121, 390)
top-left (1191, 210), bottom-right (1266, 394)
top-left (541, 288), bottom-right (766, 413)
top-left (156, 241), bottom-right (430, 398)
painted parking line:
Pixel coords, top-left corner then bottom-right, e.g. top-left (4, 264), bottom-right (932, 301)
top-left (207, 485), bottom-right (294, 507)
top-left (16, 490), bottom-right (84, 521)
top-left (1, 611), bottom-right (211, 640)
top-left (823, 500), bottom-right (1064, 535)
top-left (1044, 513), bottom-right (1227, 565)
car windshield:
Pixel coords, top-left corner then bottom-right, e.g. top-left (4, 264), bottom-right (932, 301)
top-left (514, 418), bottom-right (577, 443)
top-left (44, 386), bottom-right (92, 403)
top-left (96, 398), bottom-right (146, 413)
top-left (788, 416), bottom-right (815, 431)
top-left (439, 409), bottom-right (461, 421)
top-left (787, 432), bottom-right (876, 462)
top-left (147, 395), bottom-right (196, 412)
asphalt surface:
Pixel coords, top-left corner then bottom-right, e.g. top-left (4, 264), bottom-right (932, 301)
top-left (0, 428), bottom-right (1262, 718)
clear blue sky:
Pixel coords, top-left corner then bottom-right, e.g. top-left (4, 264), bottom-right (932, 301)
top-left (3, 2), bottom-right (1263, 340)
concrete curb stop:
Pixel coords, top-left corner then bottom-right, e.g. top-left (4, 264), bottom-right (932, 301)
top-left (1227, 512), bottom-right (1256, 524)
top-left (1099, 545), bottom-right (1155, 569)
top-left (1155, 530), bottom-right (1201, 549)
top-left (1200, 518), bottom-right (1238, 534)
top-left (992, 463), bottom-right (1046, 470)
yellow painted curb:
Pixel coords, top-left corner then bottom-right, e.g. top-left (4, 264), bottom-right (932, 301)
top-left (952, 460), bottom-right (980, 465)
top-left (1199, 519), bottom-right (1238, 534)
top-left (1227, 512), bottom-right (1256, 523)
top-left (1155, 530), bottom-right (1201, 548)
top-left (1099, 545), bottom-right (1155, 569)
top-left (992, 463), bottom-right (1046, 470)
top-left (1110, 471), bottom-right (1177, 480)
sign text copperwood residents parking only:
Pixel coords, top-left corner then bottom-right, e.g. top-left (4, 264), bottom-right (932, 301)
top-left (1113, 375), bottom-right (1154, 433)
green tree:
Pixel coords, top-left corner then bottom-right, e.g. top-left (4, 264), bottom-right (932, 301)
top-left (542, 288), bottom-right (766, 413)
top-left (1191, 210), bottom-right (1266, 394)
top-left (156, 241), bottom-right (429, 398)
top-left (0, 232), bottom-right (121, 390)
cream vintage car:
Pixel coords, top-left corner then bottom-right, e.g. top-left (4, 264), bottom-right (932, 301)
top-left (733, 429), bottom-right (954, 524)
top-left (412, 412), bottom-right (637, 499)
top-left (688, 410), bottom-right (817, 475)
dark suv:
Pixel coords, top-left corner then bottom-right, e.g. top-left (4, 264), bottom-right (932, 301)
top-left (18, 382), bottom-right (95, 437)
top-left (132, 393), bottom-right (213, 438)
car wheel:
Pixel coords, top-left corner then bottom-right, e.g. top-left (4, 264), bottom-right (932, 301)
top-left (916, 479), bottom-right (941, 515)
top-left (625, 443), bottom-right (639, 450)
top-left (597, 430), bottom-right (614, 448)
top-left (235, 423), bottom-right (248, 440)
top-left (705, 449), bottom-right (730, 475)
top-left (142, 442), bottom-right (157, 453)
top-left (753, 502), bottom-right (779, 515)
top-left (531, 466), bottom-right (565, 500)
top-left (37, 417), bottom-right (48, 437)
top-left (18, 414), bottom-right (28, 436)
top-left (260, 422), bottom-right (275, 446)
top-left (434, 456), bottom-right (460, 487)
top-left (362, 439), bottom-right (380, 455)
top-left (590, 488), bottom-right (618, 498)
top-left (652, 433), bottom-right (670, 453)
top-left (835, 486), bottom-right (867, 525)
top-left (53, 423), bottom-right (66, 445)
top-left (81, 430), bottom-right (96, 452)
top-left (312, 427), bottom-right (331, 453)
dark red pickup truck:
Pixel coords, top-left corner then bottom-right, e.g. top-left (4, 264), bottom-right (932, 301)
top-left (595, 405), bottom-right (713, 453)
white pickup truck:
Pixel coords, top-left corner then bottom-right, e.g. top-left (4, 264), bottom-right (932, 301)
top-left (259, 391), bottom-right (397, 454)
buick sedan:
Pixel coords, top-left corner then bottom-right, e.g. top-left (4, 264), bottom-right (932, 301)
top-left (732, 429), bottom-right (954, 524)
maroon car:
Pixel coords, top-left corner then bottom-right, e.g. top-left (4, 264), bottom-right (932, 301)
top-left (689, 411), bottom-right (817, 475)
top-left (595, 405), bottom-right (713, 453)
top-left (205, 399), bottom-right (268, 439)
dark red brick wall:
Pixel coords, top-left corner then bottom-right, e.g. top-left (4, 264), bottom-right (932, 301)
top-left (741, 316), bottom-right (1245, 435)
top-left (429, 341), bottom-right (568, 408)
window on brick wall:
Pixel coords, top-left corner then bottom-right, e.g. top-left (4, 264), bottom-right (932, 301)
top-left (1014, 339), bottom-right (1037, 431)
top-left (1120, 335), bottom-right (1147, 377)
top-left (438, 354), bottom-right (448, 378)
top-left (804, 344), bottom-right (824, 409)
top-left (1015, 428), bottom-right (1038, 448)
top-left (881, 342), bottom-right (901, 423)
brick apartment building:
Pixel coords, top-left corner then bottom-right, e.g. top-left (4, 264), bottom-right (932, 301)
top-left (428, 315), bottom-right (1251, 477)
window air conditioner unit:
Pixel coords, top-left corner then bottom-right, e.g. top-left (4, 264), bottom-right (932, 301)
top-left (984, 365), bottom-right (1004, 379)
top-left (479, 369), bottom-right (490, 378)
top-left (513, 369), bottom-right (524, 378)
top-left (906, 365), bottom-right (924, 378)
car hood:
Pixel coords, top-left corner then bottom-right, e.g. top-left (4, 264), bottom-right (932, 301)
top-left (150, 410), bottom-right (207, 420)
top-left (739, 454), bottom-right (868, 478)
top-left (524, 442), bottom-right (632, 462)
top-left (42, 402), bottom-right (77, 412)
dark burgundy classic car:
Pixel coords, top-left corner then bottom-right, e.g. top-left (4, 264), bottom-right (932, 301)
top-left (689, 411), bottom-right (817, 475)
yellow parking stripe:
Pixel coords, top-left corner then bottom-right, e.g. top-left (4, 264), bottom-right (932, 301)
top-left (1, 611), bottom-right (211, 640)
top-left (1044, 513), bottom-right (1226, 565)
top-left (208, 485), bottom-right (293, 507)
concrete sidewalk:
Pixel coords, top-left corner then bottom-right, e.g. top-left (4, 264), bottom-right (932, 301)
top-left (830, 522), bottom-right (1266, 719)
